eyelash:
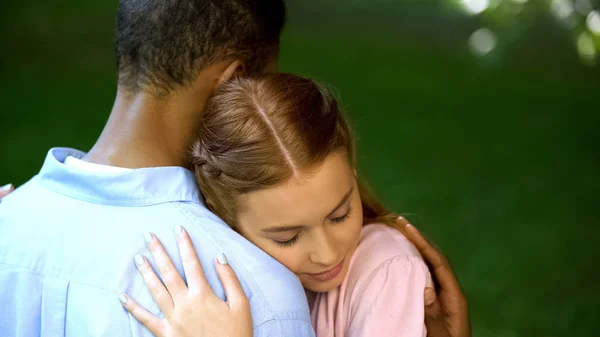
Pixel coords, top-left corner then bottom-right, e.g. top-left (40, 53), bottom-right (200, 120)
top-left (274, 206), bottom-right (353, 247)
top-left (331, 206), bottom-right (353, 224)
top-left (275, 235), bottom-right (300, 247)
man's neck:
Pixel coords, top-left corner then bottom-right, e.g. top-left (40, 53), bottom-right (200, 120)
top-left (85, 88), bottom-right (209, 169)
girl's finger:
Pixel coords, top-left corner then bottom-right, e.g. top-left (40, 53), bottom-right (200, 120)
top-left (175, 226), bottom-right (211, 295)
top-left (0, 183), bottom-right (14, 198)
top-left (119, 293), bottom-right (165, 337)
top-left (143, 232), bottom-right (188, 303)
top-left (134, 253), bottom-right (174, 316)
top-left (215, 253), bottom-right (249, 310)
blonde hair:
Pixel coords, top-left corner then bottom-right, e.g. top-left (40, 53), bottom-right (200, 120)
top-left (190, 73), bottom-right (401, 232)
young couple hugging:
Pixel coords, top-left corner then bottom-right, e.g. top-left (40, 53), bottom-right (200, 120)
top-left (0, 1), bottom-right (469, 336)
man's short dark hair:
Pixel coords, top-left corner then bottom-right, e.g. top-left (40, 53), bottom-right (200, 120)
top-left (115, 0), bottom-right (286, 95)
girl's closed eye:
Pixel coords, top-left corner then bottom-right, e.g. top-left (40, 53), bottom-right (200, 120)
top-left (331, 206), bottom-right (353, 224)
top-left (274, 233), bottom-right (301, 247)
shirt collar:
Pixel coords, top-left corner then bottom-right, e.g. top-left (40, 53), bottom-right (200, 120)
top-left (37, 147), bottom-right (203, 206)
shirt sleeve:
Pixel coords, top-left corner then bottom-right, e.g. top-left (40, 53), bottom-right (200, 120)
top-left (347, 256), bottom-right (429, 337)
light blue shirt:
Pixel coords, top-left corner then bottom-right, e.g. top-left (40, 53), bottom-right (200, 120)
top-left (0, 148), bottom-right (315, 337)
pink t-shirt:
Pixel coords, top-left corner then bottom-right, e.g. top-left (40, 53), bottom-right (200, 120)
top-left (310, 223), bottom-right (432, 337)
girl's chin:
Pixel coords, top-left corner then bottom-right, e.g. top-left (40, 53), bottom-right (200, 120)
top-left (300, 272), bottom-right (346, 293)
top-left (303, 283), bottom-right (338, 293)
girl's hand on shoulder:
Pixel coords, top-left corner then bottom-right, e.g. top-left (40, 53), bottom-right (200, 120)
top-left (120, 226), bottom-right (252, 337)
top-left (0, 184), bottom-right (14, 199)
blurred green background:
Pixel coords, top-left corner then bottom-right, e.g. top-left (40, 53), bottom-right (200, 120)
top-left (1, 0), bottom-right (599, 336)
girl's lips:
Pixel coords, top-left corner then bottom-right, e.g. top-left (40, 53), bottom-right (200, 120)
top-left (306, 259), bottom-right (345, 282)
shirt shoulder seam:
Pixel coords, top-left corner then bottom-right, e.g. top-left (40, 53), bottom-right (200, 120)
top-left (353, 254), bottom-right (427, 308)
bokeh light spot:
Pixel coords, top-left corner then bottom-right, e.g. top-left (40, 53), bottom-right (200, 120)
top-left (586, 10), bottom-right (600, 36)
top-left (577, 32), bottom-right (597, 64)
top-left (469, 28), bottom-right (497, 56)
top-left (461, 0), bottom-right (490, 15)
top-left (551, 0), bottom-right (574, 20)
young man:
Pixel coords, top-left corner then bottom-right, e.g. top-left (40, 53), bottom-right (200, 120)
top-left (0, 1), bottom-right (315, 336)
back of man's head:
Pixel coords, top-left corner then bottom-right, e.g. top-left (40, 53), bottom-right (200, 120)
top-left (115, 0), bottom-right (285, 96)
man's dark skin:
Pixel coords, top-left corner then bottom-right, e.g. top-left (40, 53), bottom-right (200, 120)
top-left (399, 217), bottom-right (471, 337)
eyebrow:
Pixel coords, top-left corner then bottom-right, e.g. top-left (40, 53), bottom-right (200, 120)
top-left (325, 186), bottom-right (354, 218)
top-left (261, 186), bottom-right (354, 233)
top-left (261, 225), bottom-right (306, 233)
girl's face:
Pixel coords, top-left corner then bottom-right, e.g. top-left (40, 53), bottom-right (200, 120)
top-left (235, 152), bottom-right (363, 292)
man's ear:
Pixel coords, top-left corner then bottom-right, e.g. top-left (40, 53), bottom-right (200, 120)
top-left (215, 60), bottom-right (246, 89)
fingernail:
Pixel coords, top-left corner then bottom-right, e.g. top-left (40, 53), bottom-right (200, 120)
top-left (217, 252), bottom-right (228, 265)
top-left (134, 254), bottom-right (145, 266)
top-left (119, 294), bottom-right (128, 305)
top-left (1, 184), bottom-right (13, 191)
top-left (424, 287), bottom-right (436, 306)
top-left (174, 226), bottom-right (183, 236)
top-left (143, 232), bottom-right (153, 245)
top-left (405, 223), bottom-right (413, 228)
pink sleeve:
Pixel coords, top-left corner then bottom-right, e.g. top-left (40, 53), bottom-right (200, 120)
top-left (347, 256), bottom-right (429, 337)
